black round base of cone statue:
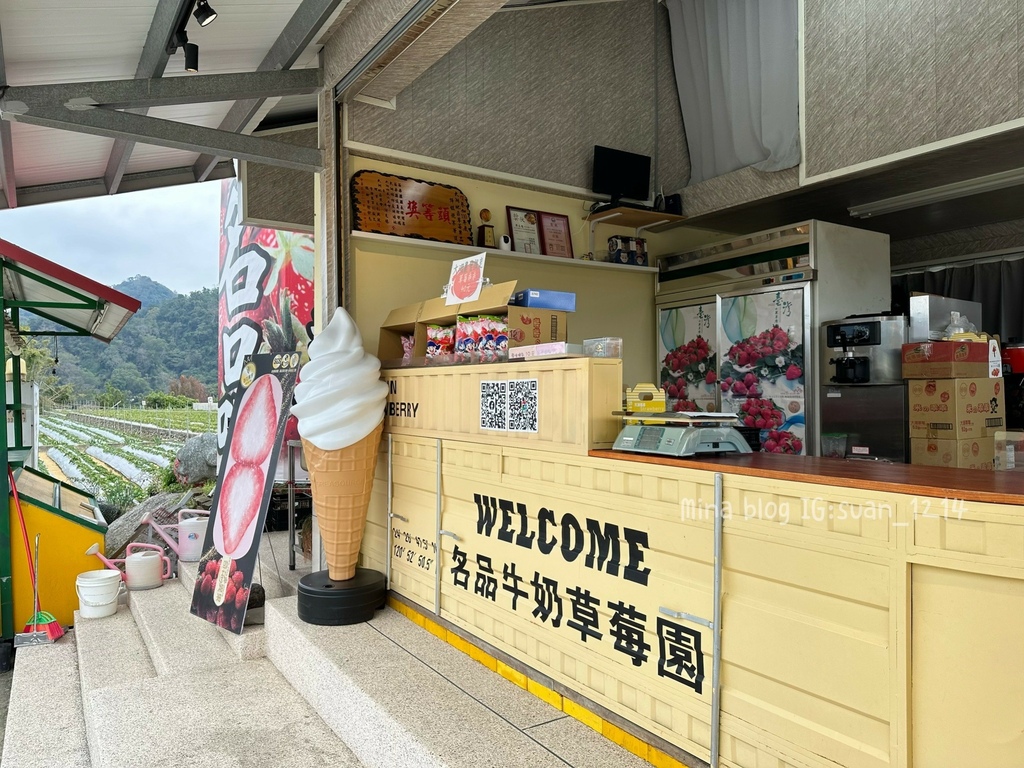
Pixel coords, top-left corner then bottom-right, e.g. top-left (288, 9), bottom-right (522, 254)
top-left (297, 568), bottom-right (386, 626)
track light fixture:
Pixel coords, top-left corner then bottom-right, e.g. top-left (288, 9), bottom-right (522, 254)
top-left (193, 0), bottom-right (218, 27)
top-left (184, 42), bottom-right (199, 73)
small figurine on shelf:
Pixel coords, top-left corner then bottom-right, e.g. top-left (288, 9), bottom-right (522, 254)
top-left (476, 208), bottom-right (496, 248)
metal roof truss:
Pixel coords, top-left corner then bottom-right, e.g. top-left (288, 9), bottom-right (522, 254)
top-left (1, 70), bottom-right (324, 174)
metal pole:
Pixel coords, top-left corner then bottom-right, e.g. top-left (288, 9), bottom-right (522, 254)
top-left (287, 441), bottom-right (296, 570)
top-left (0, 265), bottom-right (13, 640)
top-left (433, 438), bottom-right (441, 615)
top-left (385, 434), bottom-right (392, 587)
top-left (9, 309), bottom-right (21, 457)
top-left (711, 472), bottom-right (724, 767)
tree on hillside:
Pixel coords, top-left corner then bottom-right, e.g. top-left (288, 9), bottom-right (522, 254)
top-left (170, 374), bottom-right (207, 401)
top-left (8, 333), bottom-right (56, 383)
top-left (97, 383), bottom-right (128, 407)
top-left (18, 281), bottom-right (219, 399)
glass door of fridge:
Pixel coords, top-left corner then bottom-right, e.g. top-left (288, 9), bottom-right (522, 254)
top-left (717, 284), bottom-right (811, 455)
top-left (657, 299), bottom-right (720, 413)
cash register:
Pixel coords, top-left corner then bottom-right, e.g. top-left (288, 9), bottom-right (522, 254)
top-left (612, 412), bottom-right (753, 458)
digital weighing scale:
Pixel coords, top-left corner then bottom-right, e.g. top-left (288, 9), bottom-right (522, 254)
top-left (611, 412), bottom-right (753, 458)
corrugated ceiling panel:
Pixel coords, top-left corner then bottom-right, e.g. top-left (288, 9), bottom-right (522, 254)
top-left (181, 0), bottom-right (301, 69)
top-left (1, 0), bottom-right (158, 85)
top-left (9, 122), bottom-right (113, 187)
top-left (124, 101), bottom-right (236, 174)
top-left (0, 0), bottom-right (321, 201)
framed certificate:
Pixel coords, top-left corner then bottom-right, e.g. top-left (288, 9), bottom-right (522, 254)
top-left (538, 212), bottom-right (573, 259)
top-left (506, 207), bottom-right (542, 254)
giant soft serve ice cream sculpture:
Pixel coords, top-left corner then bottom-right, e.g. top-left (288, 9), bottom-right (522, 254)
top-left (291, 308), bottom-right (388, 581)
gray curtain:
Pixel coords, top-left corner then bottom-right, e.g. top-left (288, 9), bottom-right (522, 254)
top-left (892, 257), bottom-right (1024, 342)
top-left (665, 0), bottom-right (800, 184)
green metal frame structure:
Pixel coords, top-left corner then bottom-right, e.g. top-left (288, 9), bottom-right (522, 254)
top-left (0, 239), bottom-right (140, 639)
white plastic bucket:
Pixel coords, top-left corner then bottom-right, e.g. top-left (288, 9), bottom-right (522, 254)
top-left (76, 570), bottom-right (122, 619)
top-left (177, 516), bottom-right (208, 562)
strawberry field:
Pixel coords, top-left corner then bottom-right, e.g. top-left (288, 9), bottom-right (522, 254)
top-left (67, 406), bottom-right (217, 435)
top-left (38, 412), bottom-right (188, 516)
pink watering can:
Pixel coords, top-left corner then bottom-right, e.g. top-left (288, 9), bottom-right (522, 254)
top-left (141, 509), bottom-right (210, 563)
top-left (84, 542), bottom-right (172, 591)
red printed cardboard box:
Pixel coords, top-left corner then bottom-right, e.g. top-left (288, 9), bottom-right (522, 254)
top-left (506, 307), bottom-right (567, 348)
top-left (901, 340), bottom-right (1002, 379)
top-left (907, 377), bottom-right (1006, 439)
top-left (911, 437), bottom-right (996, 470)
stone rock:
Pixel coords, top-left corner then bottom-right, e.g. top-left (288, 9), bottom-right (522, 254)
top-left (105, 491), bottom-right (190, 559)
top-left (174, 433), bottom-right (219, 486)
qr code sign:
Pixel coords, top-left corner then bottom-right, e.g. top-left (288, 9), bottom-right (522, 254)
top-left (508, 379), bottom-right (539, 433)
top-left (480, 381), bottom-right (508, 431)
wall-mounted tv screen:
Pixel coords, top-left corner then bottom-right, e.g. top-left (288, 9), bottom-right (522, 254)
top-left (592, 145), bottom-right (651, 204)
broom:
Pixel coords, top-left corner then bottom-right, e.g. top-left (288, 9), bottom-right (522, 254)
top-left (10, 468), bottom-right (64, 643)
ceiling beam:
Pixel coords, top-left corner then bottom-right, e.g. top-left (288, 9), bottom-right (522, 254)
top-left (192, 0), bottom-right (345, 182)
top-left (0, 21), bottom-right (16, 207)
top-left (4, 70), bottom-right (323, 112)
top-left (2, 106), bottom-right (323, 172)
top-left (0, 162), bottom-right (234, 210)
top-left (104, 0), bottom-right (193, 196)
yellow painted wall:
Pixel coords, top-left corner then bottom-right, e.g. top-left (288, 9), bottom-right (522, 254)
top-left (9, 495), bottom-right (105, 630)
top-left (372, 428), bottom-right (1024, 768)
top-left (912, 565), bottom-right (1024, 765)
top-left (382, 359), bottom-right (622, 456)
top-left (347, 157), bottom-right (661, 385)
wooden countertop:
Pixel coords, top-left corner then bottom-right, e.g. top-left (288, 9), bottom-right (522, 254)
top-left (589, 450), bottom-right (1024, 506)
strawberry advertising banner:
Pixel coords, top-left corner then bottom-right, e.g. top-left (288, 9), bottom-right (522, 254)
top-left (218, 179), bottom-right (313, 480)
top-left (191, 353), bottom-right (299, 633)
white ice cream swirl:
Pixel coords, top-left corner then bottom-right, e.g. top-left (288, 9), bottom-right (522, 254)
top-left (292, 307), bottom-right (388, 451)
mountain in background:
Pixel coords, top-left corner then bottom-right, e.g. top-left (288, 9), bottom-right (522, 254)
top-left (23, 276), bottom-right (218, 401)
top-left (115, 275), bottom-right (177, 309)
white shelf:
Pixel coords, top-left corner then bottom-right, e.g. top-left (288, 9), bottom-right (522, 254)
top-left (350, 230), bottom-right (659, 273)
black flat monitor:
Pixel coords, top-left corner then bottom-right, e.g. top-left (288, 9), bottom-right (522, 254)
top-left (592, 145), bottom-right (651, 204)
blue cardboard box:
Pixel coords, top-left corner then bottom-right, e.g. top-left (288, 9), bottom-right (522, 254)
top-left (511, 289), bottom-right (576, 312)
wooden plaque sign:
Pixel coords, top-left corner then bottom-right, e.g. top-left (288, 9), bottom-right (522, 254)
top-left (351, 170), bottom-right (473, 245)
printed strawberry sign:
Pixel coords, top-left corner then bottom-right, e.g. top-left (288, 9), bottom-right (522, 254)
top-left (445, 254), bottom-right (486, 306)
top-left (191, 352), bottom-right (299, 633)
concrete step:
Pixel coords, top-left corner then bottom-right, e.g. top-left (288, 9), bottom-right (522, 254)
top-left (177, 531), bottom-right (313, 662)
top-left (265, 600), bottom-right (652, 768)
top-left (177, 561), bottom-right (267, 661)
top-left (178, 530), bottom-right (310, 602)
top-left (74, 605), bottom-right (156, 694)
top-left (128, 583), bottom-right (237, 676)
top-left (84, 658), bottom-right (363, 768)
top-left (1, 633), bottom-right (90, 768)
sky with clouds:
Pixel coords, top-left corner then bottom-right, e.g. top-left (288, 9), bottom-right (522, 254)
top-left (0, 180), bottom-right (222, 296)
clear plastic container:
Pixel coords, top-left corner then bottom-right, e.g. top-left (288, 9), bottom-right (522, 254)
top-left (821, 433), bottom-right (848, 459)
top-left (583, 337), bottom-right (622, 358)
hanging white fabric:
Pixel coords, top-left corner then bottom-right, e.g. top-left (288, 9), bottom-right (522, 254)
top-left (665, 0), bottom-right (800, 184)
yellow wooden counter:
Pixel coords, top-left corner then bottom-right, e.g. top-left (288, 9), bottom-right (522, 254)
top-left (360, 358), bottom-right (1023, 768)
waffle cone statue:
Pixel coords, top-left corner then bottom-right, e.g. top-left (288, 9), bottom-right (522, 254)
top-left (291, 308), bottom-right (388, 582)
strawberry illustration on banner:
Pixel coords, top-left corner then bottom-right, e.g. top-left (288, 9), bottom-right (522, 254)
top-left (191, 353), bottom-right (299, 633)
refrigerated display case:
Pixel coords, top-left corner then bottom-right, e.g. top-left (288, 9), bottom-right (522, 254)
top-left (658, 300), bottom-right (718, 412)
top-left (656, 221), bottom-right (891, 455)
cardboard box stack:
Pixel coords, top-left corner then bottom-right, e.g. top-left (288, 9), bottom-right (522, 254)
top-left (379, 281), bottom-right (569, 366)
top-left (902, 339), bottom-right (1005, 470)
